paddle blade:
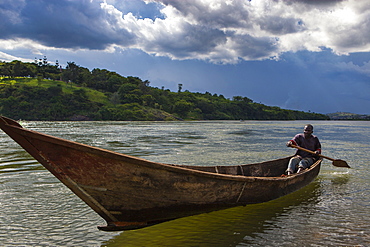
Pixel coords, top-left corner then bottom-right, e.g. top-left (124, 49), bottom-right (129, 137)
top-left (333, 159), bottom-right (350, 168)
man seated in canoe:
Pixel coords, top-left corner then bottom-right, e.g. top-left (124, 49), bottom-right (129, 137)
top-left (286, 124), bottom-right (321, 175)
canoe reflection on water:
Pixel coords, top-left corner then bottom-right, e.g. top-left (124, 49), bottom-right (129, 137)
top-left (0, 116), bottom-right (322, 231)
top-left (104, 181), bottom-right (324, 246)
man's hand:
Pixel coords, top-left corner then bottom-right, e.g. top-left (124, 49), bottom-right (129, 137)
top-left (286, 141), bottom-right (293, 147)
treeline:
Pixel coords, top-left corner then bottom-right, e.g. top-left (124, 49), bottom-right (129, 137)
top-left (0, 59), bottom-right (329, 121)
top-left (327, 112), bottom-right (370, 120)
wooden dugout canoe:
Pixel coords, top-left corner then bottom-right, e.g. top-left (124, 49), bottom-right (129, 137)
top-left (0, 116), bottom-right (322, 231)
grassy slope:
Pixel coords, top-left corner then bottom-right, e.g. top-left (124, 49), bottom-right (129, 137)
top-left (1, 77), bottom-right (109, 105)
top-left (0, 77), bottom-right (182, 121)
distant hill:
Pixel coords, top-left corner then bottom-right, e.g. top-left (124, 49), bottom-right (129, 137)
top-left (0, 60), bottom-right (330, 121)
top-left (327, 112), bottom-right (370, 120)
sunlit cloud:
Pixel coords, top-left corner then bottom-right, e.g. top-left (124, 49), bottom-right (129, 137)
top-left (0, 51), bottom-right (33, 62)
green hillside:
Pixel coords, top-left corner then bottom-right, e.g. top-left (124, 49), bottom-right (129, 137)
top-left (0, 60), bottom-right (329, 121)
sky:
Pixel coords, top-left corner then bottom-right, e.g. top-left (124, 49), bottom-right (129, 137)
top-left (1, 0), bottom-right (370, 114)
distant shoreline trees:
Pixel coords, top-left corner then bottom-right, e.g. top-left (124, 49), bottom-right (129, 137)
top-left (0, 60), bottom-right (330, 121)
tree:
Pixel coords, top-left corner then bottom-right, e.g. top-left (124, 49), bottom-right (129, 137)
top-left (142, 94), bottom-right (155, 107)
top-left (90, 68), bottom-right (109, 90)
top-left (63, 62), bottom-right (79, 84)
top-left (232, 96), bottom-right (243, 101)
top-left (110, 92), bottom-right (121, 105)
top-left (106, 74), bottom-right (125, 92)
top-left (118, 83), bottom-right (138, 95)
top-left (174, 99), bottom-right (193, 117)
top-left (12, 61), bottom-right (22, 77)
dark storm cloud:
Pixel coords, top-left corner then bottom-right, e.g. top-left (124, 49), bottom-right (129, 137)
top-left (230, 34), bottom-right (279, 60)
top-left (148, 23), bottom-right (227, 58)
top-left (0, 0), bottom-right (134, 49)
top-left (258, 16), bottom-right (306, 35)
top-left (159, 0), bottom-right (253, 29)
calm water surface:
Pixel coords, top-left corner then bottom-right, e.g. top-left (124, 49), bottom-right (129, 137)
top-left (0, 120), bottom-right (369, 246)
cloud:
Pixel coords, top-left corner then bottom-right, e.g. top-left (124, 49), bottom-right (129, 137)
top-left (1, 0), bottom-right (370, 64)
top-left (0, 51), bottom-right (33, 62)
top-left (0, 0), bottom-right (134, 50)
top-left (335, 61), bottom-right (370, 77)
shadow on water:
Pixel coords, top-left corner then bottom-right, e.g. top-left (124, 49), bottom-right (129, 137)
top-left (227, 129), bottom-right (255, 136)
top-left (329, 173), bottom-right (350, 185)
top-left (102, 181), bottom-right (323, 247)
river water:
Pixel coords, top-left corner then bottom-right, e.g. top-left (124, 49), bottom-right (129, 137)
top-left (0, 120), bottom-right (369, 246)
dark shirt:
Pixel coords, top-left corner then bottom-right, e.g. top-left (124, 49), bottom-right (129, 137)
top-left (291, 133), bottom-right (321, 159)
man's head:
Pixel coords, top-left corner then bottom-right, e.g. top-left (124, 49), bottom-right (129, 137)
top-left (304, 124), bottom-right (313, 138)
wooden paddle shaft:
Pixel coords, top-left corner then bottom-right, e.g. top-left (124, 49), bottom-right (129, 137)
top-left (290, 145), bottom-right (335, 161)
top-left (290, 144), bottom-right (350, 168)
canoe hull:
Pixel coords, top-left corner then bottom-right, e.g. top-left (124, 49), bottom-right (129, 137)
top-left (0, 116), bottom-right (321, 231)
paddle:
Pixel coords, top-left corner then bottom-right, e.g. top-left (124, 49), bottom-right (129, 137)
top-left (291, 144), bottom-right (350, 168)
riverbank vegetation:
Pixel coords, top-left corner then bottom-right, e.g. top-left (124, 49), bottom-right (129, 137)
top-left (327, 112), bottom-right (370, 120)
top-left (0, 59), bottom-right (329, 121)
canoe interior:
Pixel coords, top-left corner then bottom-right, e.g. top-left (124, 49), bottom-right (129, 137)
top-left (173, 156), bottom-right (291, 178)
